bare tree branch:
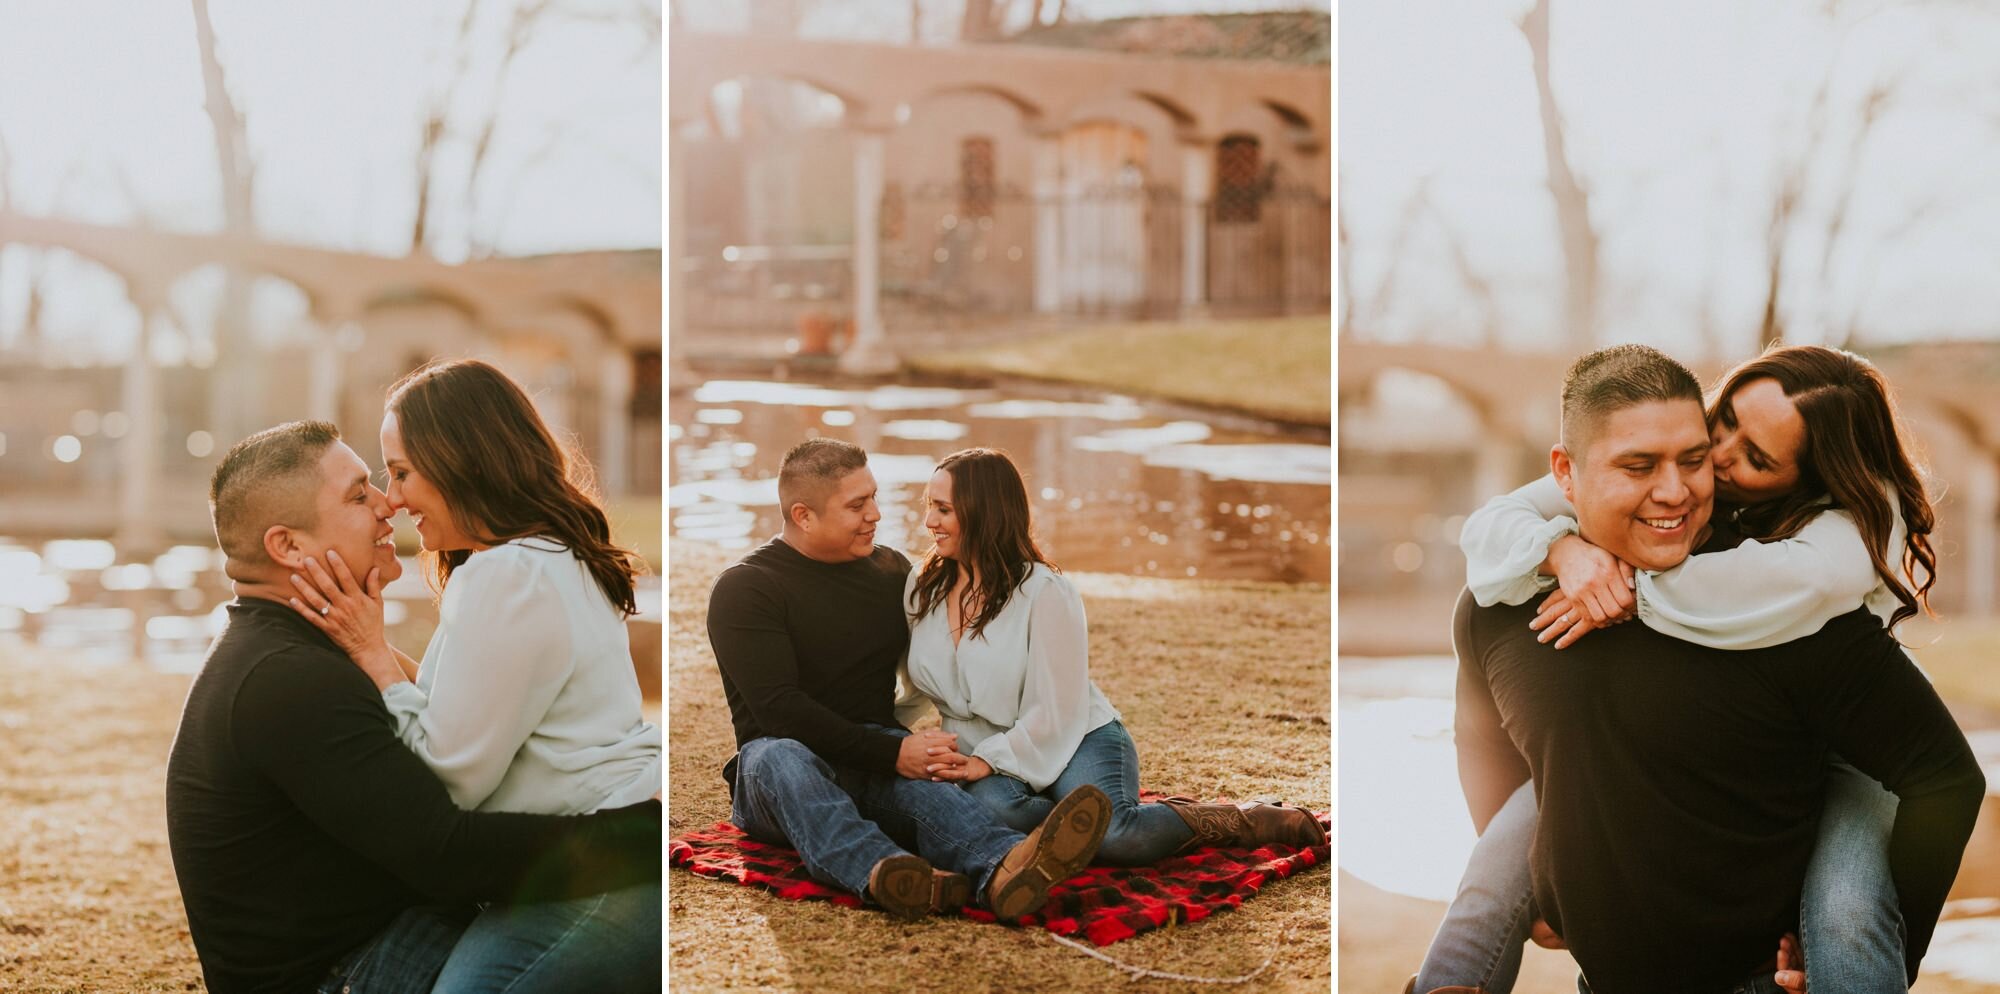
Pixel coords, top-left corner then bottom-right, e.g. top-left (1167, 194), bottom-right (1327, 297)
top-left (1519, 0), bottom-right (1599, 351)
top-left (191, 0), bottom-right (256, 234)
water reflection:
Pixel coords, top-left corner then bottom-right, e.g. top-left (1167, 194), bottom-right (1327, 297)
top-left (668, 379), bottom-right (1331, 583)
top-left (0, 535), bottom-right (662, 674)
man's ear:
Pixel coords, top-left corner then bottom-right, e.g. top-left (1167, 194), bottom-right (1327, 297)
top-left (785, 501), bottom-right (814, 532)
top-left (1551, 444), bottom-right (1577, 506)
top-left (262, 525), bottom-right (308, 570)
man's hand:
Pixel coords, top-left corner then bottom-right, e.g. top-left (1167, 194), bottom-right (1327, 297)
top-left (926, 752), bottom-right (992, 783)
top-left (1529, 918), bottom-right (1567, 950)
top-left (895, 730), bottom-right (958, 779)
top-left (1774, 932), bottom-right (1806, 994)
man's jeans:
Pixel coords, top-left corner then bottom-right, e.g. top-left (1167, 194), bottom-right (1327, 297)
top-left (431, 882), bottom-right (661, 994)
top-left (729, 729), bottom-right (1025, 901)
top-left (964, 720), bottom-right (1193, 865)
top-left (317, 905), bottom-right (473, 994)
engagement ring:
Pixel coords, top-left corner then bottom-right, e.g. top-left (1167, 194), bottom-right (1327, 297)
top-left (319, 605), bottom-right (329, 616)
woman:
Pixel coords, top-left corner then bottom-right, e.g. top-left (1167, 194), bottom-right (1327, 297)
top-left (288, 358), bottom-right (661, 992)
top-left (904, 447), bottom-right (1325, 865)
top-left (1415, 345), bottom-right (1936, 994)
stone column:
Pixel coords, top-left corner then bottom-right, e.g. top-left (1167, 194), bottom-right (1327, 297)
top-left (116, 288), bottom-right (167, 558)
top-left (307, 325), bottom-right (347, 425)
top-left (1179, 139), bottom-right (1212, 320)
top-left (667, 122), bottom-right (696, 388)
top-left (1031, 131), bottom-right (1062, 315)
top-left (839, 127), bottom-right (898, 376)
top-left (1471, 432), bottom-right (1526, 511)
top-left (598, 348), bottom-right (633, 496)
top-left (1966, 453), bottom-right (1998, 616)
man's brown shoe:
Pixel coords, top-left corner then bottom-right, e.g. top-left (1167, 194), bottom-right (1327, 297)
top-left (1162, 797), bottom-right (1326, 854)
top-left (931, 869), bottom-right (972, 913)
top-left (867, 854), bottom-right (933, 922)
top-left (985, 784), bottom-right (1111, 920)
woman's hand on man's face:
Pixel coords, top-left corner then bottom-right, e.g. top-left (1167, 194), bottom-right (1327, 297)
top-left (286, 549), bottom-right (404, 688)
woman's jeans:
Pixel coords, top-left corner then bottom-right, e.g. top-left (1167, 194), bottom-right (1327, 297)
top-left (430, 882), bottom-right (661, 994)
top-left (964, 720), bottom-right (1193, 866)
top-left (1413, 764), bottom-right (1903, 994)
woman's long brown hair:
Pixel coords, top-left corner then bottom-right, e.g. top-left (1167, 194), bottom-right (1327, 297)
top-left (908, 448), bottom-right (1053, 640)
top-left (1708, 344), bottom-right (1936, 629)
top-left (387, 358), bottom-right (641, 615)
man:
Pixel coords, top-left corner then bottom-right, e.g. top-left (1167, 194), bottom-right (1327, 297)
top-left (705, 438), bottom-right (1109, 921)
top-left (166, 421), bottom-right (660, 994)
top-left (1447, 346), bottom-right (1984, 994)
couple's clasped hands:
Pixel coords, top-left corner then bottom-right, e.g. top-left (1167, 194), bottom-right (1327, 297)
top-left (894, 729), bottom-right (992, 783)
top-left (1530, 534), bottom-right (1639, 649)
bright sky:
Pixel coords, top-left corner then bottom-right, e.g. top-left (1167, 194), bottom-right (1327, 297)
top-left (1340, 0), bottom-right (2000, 359)
top-left (0, 0), bottom-right (661, 257)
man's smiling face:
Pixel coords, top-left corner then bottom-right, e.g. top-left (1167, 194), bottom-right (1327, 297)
top-left (294, 442), bottom-right (403, 584)
top-left (1555, 398), bottom-right (1715, 572)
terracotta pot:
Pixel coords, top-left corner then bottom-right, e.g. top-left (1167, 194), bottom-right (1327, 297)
top-left (796, 312), bottom-right (835, 355)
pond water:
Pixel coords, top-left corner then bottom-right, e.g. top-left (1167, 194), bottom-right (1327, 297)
top-left (0, 536), bottom-right (663, 673)
top-left (668, 379), bottom-right (1331, 583)
top-left (1339, 654), bottom-right (2000, 984)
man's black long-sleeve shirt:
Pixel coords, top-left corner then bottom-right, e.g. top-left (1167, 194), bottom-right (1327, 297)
top-left (706, 538), bottom-right (913, 783)
top-left (165, 596), bottom-right (661, 994)
top-left (1454, 578), bottom-right (1984, 994)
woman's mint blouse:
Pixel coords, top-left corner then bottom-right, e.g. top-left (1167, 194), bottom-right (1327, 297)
top-left (902, 563), bottom-right (1120, 792)
top-left (382, 537), bottom-right (662, 814)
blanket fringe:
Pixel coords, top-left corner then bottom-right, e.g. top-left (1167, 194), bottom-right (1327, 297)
top-left (1046, 927), bottom-right (1287, 984)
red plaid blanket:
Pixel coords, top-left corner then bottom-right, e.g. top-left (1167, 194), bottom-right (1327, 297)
top-left (668, 799), bottom-right (1329, 946)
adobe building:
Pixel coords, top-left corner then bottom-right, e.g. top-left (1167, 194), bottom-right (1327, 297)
top-left (668, 12), bottom-right (1332, 372)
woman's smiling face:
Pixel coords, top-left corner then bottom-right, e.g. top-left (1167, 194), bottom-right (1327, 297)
top-left (1709, 376), bottom-right (1807, 505)
top-left (379, 411), bottom-right (480, 553)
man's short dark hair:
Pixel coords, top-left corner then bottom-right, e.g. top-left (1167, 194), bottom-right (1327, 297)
top-left (1560, 344), bottom-right (1704, 453)
top-left (777, 438), bottom-right (868, 518)
top-left (209, 421), bottom-right (342, 566)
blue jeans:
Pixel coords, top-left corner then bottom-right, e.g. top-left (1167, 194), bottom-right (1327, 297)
top-left (1415, 765), bottom-right (1904, 994)
top-left (317, 905), bottom-right (474, 994)
top-left (963, 720), bottom-right (1193, 866)
top-left (1799, 761), bottom-right (1904, 994)
top-left (729, 729), bottom-right (1025, 903)
top-left (1413, 780), bottom-right (1537, 994)
top-left (431, 883), bottom-right (661, 993)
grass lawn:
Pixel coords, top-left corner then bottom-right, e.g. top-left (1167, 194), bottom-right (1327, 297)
top-left (907, 316), bottom-right (1332, 426)
top-left (667, 540), bottom-right (1333, 993)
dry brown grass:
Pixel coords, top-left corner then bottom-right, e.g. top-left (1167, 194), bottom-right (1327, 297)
top-left (0, 644), bottom-right (204, 992)
top-left (906, 316), bottom-right (1333, 426)
top-left (666, 541), bottom-right (1333, 993)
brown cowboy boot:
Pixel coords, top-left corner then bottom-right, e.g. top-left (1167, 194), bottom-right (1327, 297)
top-left (1161, 796), bottom-right (1326, 853)
top-left (1404, 974), bottom-right (1484, 994)
top-left (985, 784), bottom-right (1112, 919)
top-left (866, 854), bottom-right (933, 922)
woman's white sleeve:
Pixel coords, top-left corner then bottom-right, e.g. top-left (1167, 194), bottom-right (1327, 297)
top-left (380, 553), bottom-right (572, 808)
top-left (1461, 474), bottom-right (1579, 607)
top-left (1635, 506), bottom-right (1892, 650)
top-left (970, 580), bottom-right (1093, 793)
